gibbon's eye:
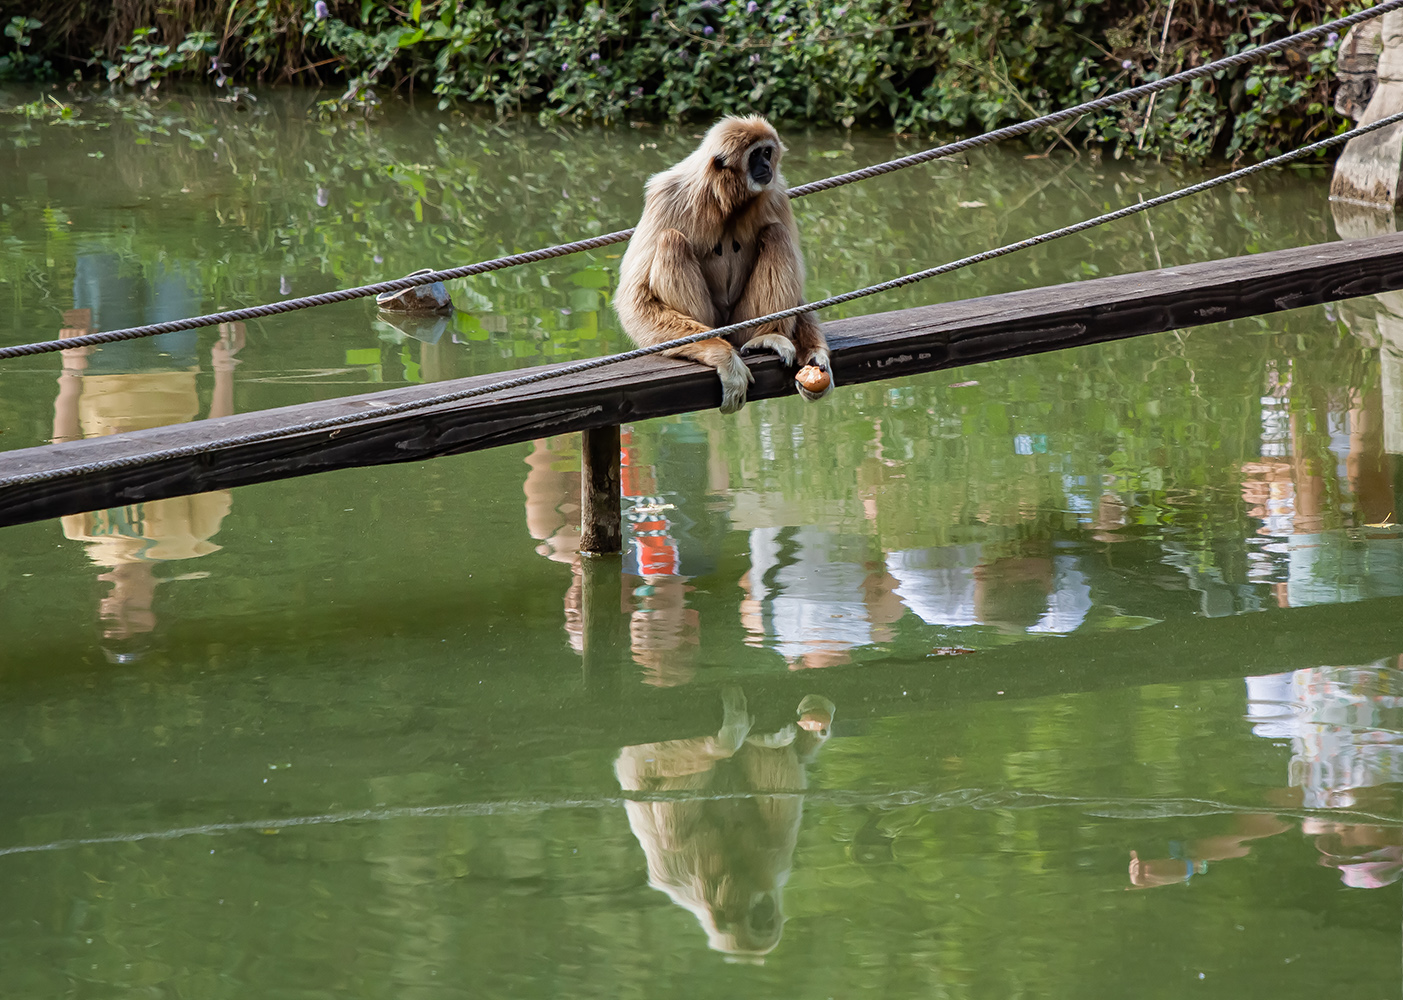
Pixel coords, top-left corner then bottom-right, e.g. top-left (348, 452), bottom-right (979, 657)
top-left (713, 154), bottom-right (727, 170)
top-left (761, 146), bottom-right (772, 161)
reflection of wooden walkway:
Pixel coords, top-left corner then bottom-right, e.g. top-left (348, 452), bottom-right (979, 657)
top-left (5, 585), bottom-right (1401, 802)
top-left (3, 233), bottom-right (1403, 530)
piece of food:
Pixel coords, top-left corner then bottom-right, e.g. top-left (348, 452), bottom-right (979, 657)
top-left (795, 365), bottom-right (831, 394)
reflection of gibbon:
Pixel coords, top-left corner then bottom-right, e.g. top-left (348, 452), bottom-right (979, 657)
top-left (54, 317), bottom-right (242, 656)
top-left (615, 116), bottom-right (832, 414)
top-left (615, 688), bottom-right (835, 958)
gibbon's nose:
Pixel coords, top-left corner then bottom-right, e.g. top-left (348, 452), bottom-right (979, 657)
top-left (748, 151), bottom-right (773, 185)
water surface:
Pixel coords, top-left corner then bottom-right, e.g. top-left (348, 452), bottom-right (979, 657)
top-left (0, 88), bottom-right (1399, 998)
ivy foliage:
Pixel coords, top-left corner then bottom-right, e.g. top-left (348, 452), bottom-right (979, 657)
top-left (0, 0), bottom-right (1370, 160)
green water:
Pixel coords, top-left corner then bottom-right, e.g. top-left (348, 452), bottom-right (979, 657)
top-left (0, 88), bottom-right (1400, 997)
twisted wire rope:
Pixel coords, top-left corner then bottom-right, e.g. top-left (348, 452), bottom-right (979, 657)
top-left (7, 107), bottom-right (1403, 491)
top-left (1, 0), bottom-right (1399, 362)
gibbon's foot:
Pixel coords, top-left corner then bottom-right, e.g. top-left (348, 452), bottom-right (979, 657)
top-left (796, 348), bottom-right (834, 402)
top-left (739, 333), bottom-right (798, 367)
top-left (717, 349), bottom-right (755, 414)
top-left (796, 694), bottom-right (836, 736)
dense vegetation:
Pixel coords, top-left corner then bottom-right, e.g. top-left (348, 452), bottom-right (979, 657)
top-left (0, 0), bottom-right (1366, 161)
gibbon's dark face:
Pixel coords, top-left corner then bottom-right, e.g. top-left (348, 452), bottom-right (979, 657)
top-left (748, 144), bottom-right (774, 186)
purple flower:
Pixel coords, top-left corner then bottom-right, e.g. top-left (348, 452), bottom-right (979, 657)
top-left (373, 254), bottom-right (383, 264)
top-left (561, 61), bottom-right (570, 71)
top-left (776, 13), bottom-right (786, 21)
top-left (589, 51), bottom-right (600, 62)
top-left (749, 52), bottom-right (761, 64)
top-left (703, 24), bottom-right (714, 35)
top-left (316, 187), bottom-right (329, 207)
top-left (314, 0), bottom-right (329, 19)
top-left (1121, 59), bottom-right (1133, 69)
top-left (834, 4), bottom-right (847, 14)
top-left (652, 9), bottom-right (661, 21)
top-left (1326, 30), bottom-right (1339, 46)
top-left (746, 1), bottom-right (758, 12)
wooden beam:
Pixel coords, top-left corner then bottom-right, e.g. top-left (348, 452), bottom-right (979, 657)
top-left (4, 233), bottom-right (1403, 529)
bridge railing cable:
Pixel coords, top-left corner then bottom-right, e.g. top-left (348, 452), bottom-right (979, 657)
top-left (7, 106), bottom-right (1403, 491)
top-left (2, 0), bottom-right (1400, 362)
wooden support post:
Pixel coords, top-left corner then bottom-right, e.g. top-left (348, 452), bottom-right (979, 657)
top-left (579, 424), bottom-right (622, 555)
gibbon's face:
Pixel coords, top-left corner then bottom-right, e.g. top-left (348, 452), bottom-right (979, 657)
top-left (746, 143), bottom-right (775, 189)
top-left (705, 116), bottom-right (784, 203)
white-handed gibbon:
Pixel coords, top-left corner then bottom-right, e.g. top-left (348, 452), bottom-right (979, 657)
top-left (614, 116), bottom-right (832, 414)
top-left (614, 688), bottom-right (836, 957)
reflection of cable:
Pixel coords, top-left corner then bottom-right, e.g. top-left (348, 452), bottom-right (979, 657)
top-left (10, 105), bottom-right (1403, 492)
top-left (1, 788), bottom-right (1394, 859)
top-left (2, 0), bottom-right (1401, 362)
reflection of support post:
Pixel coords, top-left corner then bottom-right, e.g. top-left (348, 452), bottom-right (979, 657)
top-left (1331, 200), bottom-right (1403, 458)
top-left (579, 554), bottom-right (625, 692)
top-left (580, 424), bottom-right (622, 554)
top-left (1374, 311), bottom-right (1403, 455)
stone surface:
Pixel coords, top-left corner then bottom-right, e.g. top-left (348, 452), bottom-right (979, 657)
top-left (1332, 14), bottom-right (1403, 206)
top-left (1336, 20), bottom-right (1382, 119)
top-left (374, 268), bottom-right (455, 315)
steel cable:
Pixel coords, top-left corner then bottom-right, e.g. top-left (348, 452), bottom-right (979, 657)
top-left (1, 0), bottom-right (1399, 362)
top-left (7, 107), bottom-right (1403, 492)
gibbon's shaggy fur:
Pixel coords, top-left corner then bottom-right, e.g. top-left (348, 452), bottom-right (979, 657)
top-left (614, 115), bottom-right (832, 414)
top-left (614, 688), bottom-right (836, 957)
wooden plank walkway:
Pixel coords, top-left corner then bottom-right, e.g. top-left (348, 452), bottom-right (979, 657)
top-left (3, 232), bottom-right (1403, 529)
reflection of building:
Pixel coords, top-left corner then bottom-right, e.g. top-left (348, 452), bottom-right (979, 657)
top-left (1128, 658), bottom-right (1402, 890)
top-left (1237, 354), bottom-right (1403, 609)
top-left (54, 254), bottom-right (238, 660)
top-left (522, 420), bottom-right (727, 684)
top-left (885, 542), bottom-right (1090, 637)
top-left (740, 526), bottom-right (903, 669)
top-left (621, 421), bottom-right (727, 686)
top-left (1246, 658), bottom-right (1403, 888)
top-left (1247, 661), bottom-right (1403, 808)
top-left (522, 437), bottom-right (585, 652)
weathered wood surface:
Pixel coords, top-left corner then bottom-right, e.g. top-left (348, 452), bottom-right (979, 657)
top-left (5, 233), bottom-right (1403, 528)
top-left (579, 424), bottom-right (622, 555)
